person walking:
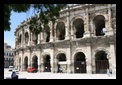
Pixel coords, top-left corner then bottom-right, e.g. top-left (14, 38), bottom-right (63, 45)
top-left (109, 68), bottom-right (112, 76)
top-left (11, 71), bottom-right (18, 79)
top-left (107, 68), bottom-right (110, 76)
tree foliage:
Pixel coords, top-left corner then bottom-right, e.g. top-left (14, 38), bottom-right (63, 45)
top-left (4, 4), bottom-right (67, 34)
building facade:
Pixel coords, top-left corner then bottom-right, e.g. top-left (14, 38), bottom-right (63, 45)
top-left (4, 42), bottom-right (15, 68)
top-left (14, 4), bottom-right (116, 74)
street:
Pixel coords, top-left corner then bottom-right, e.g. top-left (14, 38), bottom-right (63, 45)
top-left (4, 68), bottom-right (116, 79)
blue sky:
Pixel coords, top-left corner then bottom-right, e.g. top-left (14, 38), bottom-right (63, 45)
top-left (4, 8), bottom-right (35, 48)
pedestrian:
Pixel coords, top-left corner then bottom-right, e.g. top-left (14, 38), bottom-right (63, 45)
top-left (107, 68), bottom-right (110, 76)
top-left (11, 71), bottom-right (18, 79)
top-left (109, 68), bottom-right (112, 76)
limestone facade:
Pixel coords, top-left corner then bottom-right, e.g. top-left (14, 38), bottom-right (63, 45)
top-left (14, 4), bottom-right (116, 74)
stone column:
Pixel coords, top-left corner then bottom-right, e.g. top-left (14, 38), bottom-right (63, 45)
top-left (86, 43), bottom-right (92, 74)
top-left (31, 32), bottom-right (34, 45)
top-left (71, 24), bottom-right (74, 40)
top-left (40, 32), bottom-right (44, 43)
top-left (105, 4), bottom-right (114, 36)
top-left (28, 30), bottom-right (31, 46)
top-left (109, 41), bottom-right (116, 71)
top-left (40, 57), bottom-right (44, 72)
top-left (28, 49), bottom-right (31, 68)
top-left (84, 8), bottom-right (91, 38)
top-left (54, 58), bottom-right (58, 73)
top-left (49, 22), bottom-right (54, 42)
top-left (65, 13), bottom-right (70, 40)
top-left (66, 48), bottom-right (71, 73)
top-left (20, 51), bottom-right (24, 71)
top-left (38, 58), bottom-right (41, 72)
top-left (50, 49), bottom-right (54, 73)
top-left (90, 20), bottom-right (94, 36)
top-left (22, 29), bottom-right (25, 47)
top-left (38, 33), bottom-right (41, 44)
top-left (71, 58), bottom-right (75, 73)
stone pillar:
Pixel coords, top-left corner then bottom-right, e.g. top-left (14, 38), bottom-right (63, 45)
top-left (40, 58), bottom-right (44, 72)
top-left (40, 32), bottom-right (44, 43)
top-left (22, 29), bottom-right (25, 47)
top-left (71, 24), bottom-right (75, 39)
top-left (38, 33), bottom-right (41, 44)
top-left (54, 58), bottom-right (58, 73)
top-left (105, 4), bottom-right (114, 36)
top-left (28, 49), bottom-right (31, 68)
top-left (49, 22), bottom-right (54, 42)
top-left (31, 33), bottom-right (34, 45)
top-left (92, 57), bottom-right (96, 74)
top-left (109, 42), bottom-right (116, 71)
top-left (66, 48), bottom-right (71, 73)
top-left (38, 57), bottom-right (41, 72)
top-left (20, 51), bottom-right (24, 71)
top-left (28, 31), bottom-right (31, 46)
top-left (65, 14), bottom-right (70, 40)
top-left (90, 20), bottom-right (94, 36)
top-left (70, 61), bottom-right (74, 73)
top-left (86, 43), bottom-right (92, 74)
top-left (84, 8), bottom-right (91, 38)
top-left (50, 49), bottom-right (54, 73)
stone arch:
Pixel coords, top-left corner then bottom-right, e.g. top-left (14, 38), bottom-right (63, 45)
top-left (93, 15), bottom-right (106, 36)
top-left (72, 17), bottom-right (85, 38)
top-left (74, 52), bottom-right (86, 73)
top-left (24, 31), bottom-right (29, 44)
top-left (55, 51), bottom-right (66, 59)
top-left (94, 48), bottom-right (110, 59)
top-left (56, 21), bottom-right (65, 40)
top-left (95, 50), bottom-right (109, 74)
top-left (43, 54), bottom-right (51, 72)
top-left (55, 52), bottom-right (67, 73)
top-left (19, 34), bottom-right (22, 45)
top-left (43, 25), bottom-right (50, 42)
top-left (24, 56), bottom-right (28, 71)
top-left (32, 55), bottom-right (38, 69)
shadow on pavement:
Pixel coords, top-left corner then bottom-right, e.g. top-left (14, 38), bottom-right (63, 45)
top-left (5, 77), bottom-right (27, 79)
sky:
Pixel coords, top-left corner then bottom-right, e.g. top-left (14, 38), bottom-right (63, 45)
top-left (4, 8), bottom-right (35, 48)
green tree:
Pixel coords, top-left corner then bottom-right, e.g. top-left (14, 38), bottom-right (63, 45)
top-left (4, 4), bottom-right (67, 34)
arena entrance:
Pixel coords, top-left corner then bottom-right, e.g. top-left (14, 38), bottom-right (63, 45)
top-left (95, 51), bottom-right (109, 74)
top-left (44, 55), bottom-right (51, 72)
top-left (32, 55), bottom-right (38, 70)
top-left (24, 56), bottom-right (28, 71)
top-left (57, 53), bottom-right (67, 73)
top-left (74, 52), bottom-right (86, 73)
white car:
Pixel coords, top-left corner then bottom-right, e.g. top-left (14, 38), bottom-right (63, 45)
top-left (9, 66), bottom-right (14, 71)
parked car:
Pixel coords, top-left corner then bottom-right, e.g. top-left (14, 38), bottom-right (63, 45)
top-left (27, 67), bottom-right (37, 73)
top-left (9, 66), bottom-right (14, 71)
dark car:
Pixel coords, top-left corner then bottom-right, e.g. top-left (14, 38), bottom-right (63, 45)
top-left (27, 67), bottom-right (37, 73)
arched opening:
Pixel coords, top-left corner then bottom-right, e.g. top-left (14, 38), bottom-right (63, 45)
top-left (95, 51), bottom-right (109, 74)
top-left (56, 22), bottom-right (65, 40)
top-left (19, 35), bottom-right (22, 45)
top-left (32, 55), bottom-right (38, 69)
top-left (57, 53), bottom-right (67, 73)
top-left (73, 18), bottom-right (84, 38)
top-left (32, 33), bottom-right (38, 45)
top-left (44, 26), bottom-right (50, 42)
top-left (25, 32), bottom-right (29, 44)
top-left (93, 15), bottom-right (106, 36)
top-left (44, 55), bottom-right (51, 72)
top-left (74, 52), bottom-right (86, 73)
top-left (24, 56), bottom-right (28, 71)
